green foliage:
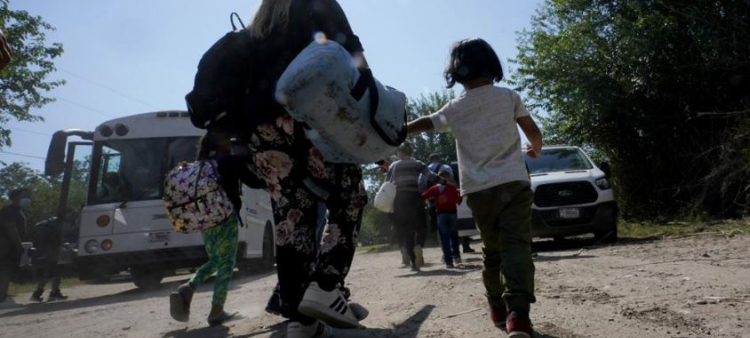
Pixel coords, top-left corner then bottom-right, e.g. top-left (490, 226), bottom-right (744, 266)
top-left (0, 0), bottom-right (65, 148)
top-left (514, 0), bottom-right (750, 219)
top-left (406, 91), bottom-right (457, 164)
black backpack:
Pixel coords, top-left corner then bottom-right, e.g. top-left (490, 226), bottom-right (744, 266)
top-left (186, 13), bottom-right (254, 132)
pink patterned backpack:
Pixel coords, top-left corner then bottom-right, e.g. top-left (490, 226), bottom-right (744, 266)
top-left (163, 160), bottom-right (234, 233)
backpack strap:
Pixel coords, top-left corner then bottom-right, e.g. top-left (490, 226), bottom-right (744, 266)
top-left (350, 68), bottom-right (407, 147)
top-left (230, 12), bottom-right (245, 31)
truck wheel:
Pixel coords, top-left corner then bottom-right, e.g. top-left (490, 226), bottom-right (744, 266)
top-left (594, 227), bottom-right (618, 244)
top-left (131, 266), bottom-right (165, 290)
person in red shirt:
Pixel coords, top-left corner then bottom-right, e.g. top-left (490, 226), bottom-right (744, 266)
top-left (422, 171), bottom-right (463, 268)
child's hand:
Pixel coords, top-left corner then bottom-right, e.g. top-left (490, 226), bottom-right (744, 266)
top-left (525, 142), bottom-right (541, 159)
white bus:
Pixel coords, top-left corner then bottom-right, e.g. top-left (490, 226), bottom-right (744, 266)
top-left (45, 111), bottom-right (276, 289)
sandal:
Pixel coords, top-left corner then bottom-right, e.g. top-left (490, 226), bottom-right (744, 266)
top-left (208, 311), bottom-right (239, 327)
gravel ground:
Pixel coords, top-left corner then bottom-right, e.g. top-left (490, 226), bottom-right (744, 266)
top-left (1, 234), bottom-right (749, 338)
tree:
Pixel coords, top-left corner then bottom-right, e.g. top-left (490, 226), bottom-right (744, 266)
top-left (514, 0), bottom-right (750, 219)
top-left (0, 0), bottom-right (65, 148)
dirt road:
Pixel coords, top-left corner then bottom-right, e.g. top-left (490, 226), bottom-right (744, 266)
top-left (1, 234), bottom-right (749, 338)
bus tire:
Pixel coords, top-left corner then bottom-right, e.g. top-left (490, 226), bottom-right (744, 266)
top-left (131, 266), bottom-right (165, 290)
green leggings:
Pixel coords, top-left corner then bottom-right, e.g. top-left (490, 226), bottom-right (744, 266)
top-left (190, 215), bottom-right (239, 306)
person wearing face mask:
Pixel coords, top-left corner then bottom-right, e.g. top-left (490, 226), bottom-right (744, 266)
top-left (0, 188), bottom-right (32, 303)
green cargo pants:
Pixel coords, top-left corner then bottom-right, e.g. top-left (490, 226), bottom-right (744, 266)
top-left (466, 180), bottom-right (536, 313)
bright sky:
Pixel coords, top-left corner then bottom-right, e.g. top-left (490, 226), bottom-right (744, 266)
top-left (2, 0), bottom-right (542, 171)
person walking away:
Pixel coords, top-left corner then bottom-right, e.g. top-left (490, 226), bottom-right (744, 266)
top-left (407, 38), bottom-right (543, 338)
top-left (0, 188), bottom-right (32, 304)
top-left (29, 215), bottom-right (70, 302)
top-left (424, 154), bottom-right (476, 254)
top-left (387, 141), bottom-right (436, 271)
top-left (188, 1), bottom-right (371, 334)
top-left (421, 171), bottom-right (462, 268)
top-left (170, 132), bottom-right (265, 326)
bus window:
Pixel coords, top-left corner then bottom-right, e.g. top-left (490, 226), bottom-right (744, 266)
top-left (89, 137), bottom-right (199, 205)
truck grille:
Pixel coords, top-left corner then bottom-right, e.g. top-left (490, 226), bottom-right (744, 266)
top-left (534, 181), bottom-right (598, 207)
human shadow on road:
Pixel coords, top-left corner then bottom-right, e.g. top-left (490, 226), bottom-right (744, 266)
top-left (262, 305), bottom-right (436, 338)
top-left (0, 271), bottom-right (275, 319)
top-left (532, 254), bottom-right (596, 263)
top-left (394, 269), bottom-right (471, 278)
top-left (163, 325), bottom-right (230, 338)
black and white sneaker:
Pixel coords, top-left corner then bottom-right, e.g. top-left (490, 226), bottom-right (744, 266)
top-left (298, 282), bottom-right (362, 328)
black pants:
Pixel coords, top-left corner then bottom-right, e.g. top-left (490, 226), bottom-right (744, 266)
top-left (393, 191), bottom-right (425, 264)
top-left (34, 261), bottom-right (61, 294)
top-left (0, 262), bottom-right (15, 303)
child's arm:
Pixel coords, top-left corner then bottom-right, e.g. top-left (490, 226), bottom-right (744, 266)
top-left (518, 116), bottom-right (543, 159)
top-left (407, 116), bottom-right (435, 135)
top-left (421, 186), bottom-right (436, 200)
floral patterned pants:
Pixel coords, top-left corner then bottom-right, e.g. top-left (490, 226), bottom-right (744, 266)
top-left (249, 115), bottom-right (366, 319)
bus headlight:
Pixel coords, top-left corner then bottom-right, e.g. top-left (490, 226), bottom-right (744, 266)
top-left (595, 177), bottom-right (611, 190)
top-left (84, 240), bottom-right (99, 253)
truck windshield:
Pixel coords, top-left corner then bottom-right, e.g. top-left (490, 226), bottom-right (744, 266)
top-left (524, 148), bottom-right (593, 174)
top-left (89, 137), bottom-right (199, 205)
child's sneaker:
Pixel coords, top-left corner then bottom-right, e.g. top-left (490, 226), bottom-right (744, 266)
top-left (454, 257), bottom-right (462, 264)
top-left (286, 320), bottom-right (334, 338)
top-left (490, 306), bottom-right (508, 329)
top-left (298, 282), bottom-right (362, 328)
top-left (446, 262), bottom-right (455, 268)
top-left (506, 311), bottom-right (533, 338)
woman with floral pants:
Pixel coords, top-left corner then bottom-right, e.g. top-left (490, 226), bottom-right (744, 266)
top-left (250, 115), bottom-right (367, 327)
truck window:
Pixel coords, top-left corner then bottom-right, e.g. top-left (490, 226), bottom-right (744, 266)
top-left (523, 148), bottom-right (593, 174)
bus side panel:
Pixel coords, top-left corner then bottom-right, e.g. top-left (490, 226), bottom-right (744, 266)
top-left (238, 187), bottom-right (275, 259)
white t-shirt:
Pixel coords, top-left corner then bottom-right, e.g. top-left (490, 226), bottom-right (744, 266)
top-left (430, 85), bottom-right (529, 195)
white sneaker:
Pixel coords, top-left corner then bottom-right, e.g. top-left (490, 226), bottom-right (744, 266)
top-left (298, 282), bottom-right (362, 328)
top-left (286, 321), bottom-right (333, 338)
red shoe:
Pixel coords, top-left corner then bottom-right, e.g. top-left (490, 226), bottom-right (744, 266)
top-left (506, 311), bottom-right (534, 338)
top-left (490, 307), bottom-right (508, 329)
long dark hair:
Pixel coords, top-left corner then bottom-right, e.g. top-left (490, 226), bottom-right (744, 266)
top-left (444, 38), bottom-right (504, 88)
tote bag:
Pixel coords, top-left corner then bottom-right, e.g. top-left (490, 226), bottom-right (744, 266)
top-left (374, 166), bottom-right (398, 213)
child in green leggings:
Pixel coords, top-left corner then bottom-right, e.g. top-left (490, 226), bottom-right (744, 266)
top-left (170, 132), bottom-right (265, 326)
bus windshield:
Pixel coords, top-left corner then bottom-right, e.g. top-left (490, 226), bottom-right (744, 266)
top-left (89, 137), bottom-right (199, 205)
top-left (523, 148), bottom-right (593, 174)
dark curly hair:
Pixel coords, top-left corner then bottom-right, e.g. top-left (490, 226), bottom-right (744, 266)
top-left (444, 38), bottom-right (504, 88)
